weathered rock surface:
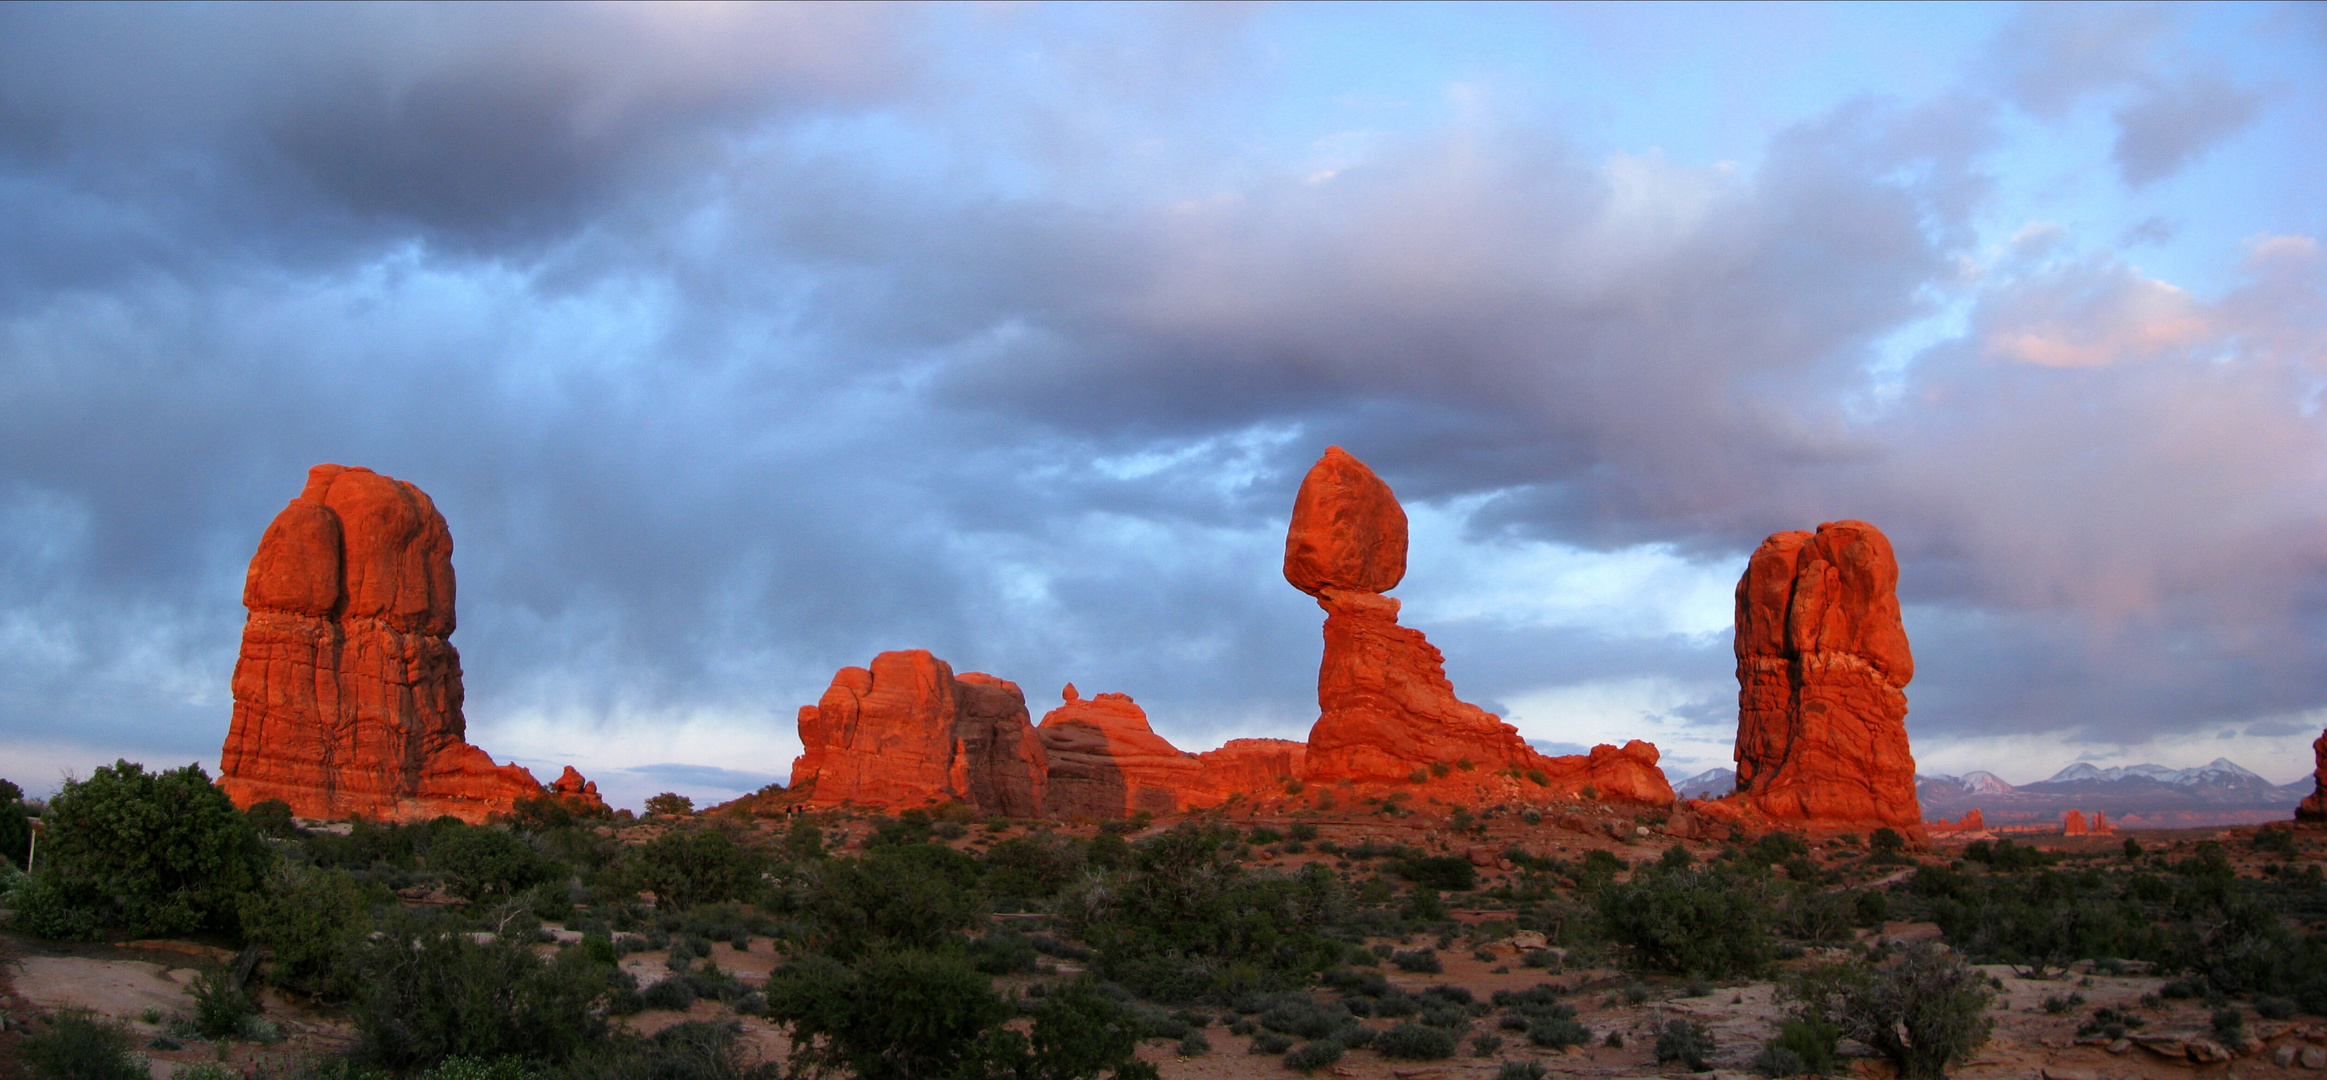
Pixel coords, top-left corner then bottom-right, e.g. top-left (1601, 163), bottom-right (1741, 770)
top-left (1729, 520), bottom-right (1923, 834)
top-left (219, 464), bottom-right (553, 824)
top-left (1195, 738), bottom-right (1308, 797)
top-left (1284, 446), bottom-right (1408, 596)
top-left (1037, 687), bottom-right (1205, 818)
top-left (2298, 728), bottom-right (2327, 822)
top-left (1929, 808), bottom-right (1987, 834)
top-left (547, 765), bottom-right (609, 815)
top-left (2062, 809), bottom-right (2113, 836)
top-left (788, 650), bottom-right (1047, 817)
top-left (1286, 447), bottom-right (1672, 805)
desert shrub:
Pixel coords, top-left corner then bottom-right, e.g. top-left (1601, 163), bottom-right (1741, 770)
top-left (350, 912), bottom-right (610, 1068)
top-left (1758, 1015), bottom-right (1840, 1077)
top-left (244, 798), bottom-right (299, 840)
top-left (645, 793), bottom-right (695, 817)
top-left (1597, 866), bottom-right (1773, 977)
top-left (430, 825), bottom-right (557, 903)
top-left (1655, 1018), bottom-right (1714, 1070)
top-left (1259, 997), bottom-right (1353, 1040)
top-left (20, 1008), bottom-right (147, 1080)
top-left (1526, 1017), bottom-right (1590, 1048)
top-left (1470, 1033), bottom-right (1504, 1056)
top-left (190, 963), bottom-right (256, 1038)
top-left (2212, 1008), bottom-right (2245, 1041)
top-left (1392, 948), bottom-right (1442, 974)
top-left (613, 829), bottom-right (759, 912)
top-left (12, 760), bottom-right (270, 939)
top-left (1398, 855), bottom-right (1479, 892)
top-left (2255, 829), bottom-right (2299, 857)
top-left (791, 844), bottom-right (985, 960)
top-left (1739, 832), bottom-right (1809, 867)
top-left (767, 948), bottom-right (1005, 1080)
top-left (1249, 1031), bottom-right (1294, 1054)
top-left (1783, 941), bottom-right (1993, 1080)
top-left (643, 977), bottom-right (699, 1011)
top-left (242, 864), bottom-right (376, 999)
top-left (970, 930), bottom-right (1041, 974)
top-left (1377, 1022), bottom-right (1458, 1060)
top-left (1178, 1031), bottom-right (1211, 1056)
top-left (2258, 996), bottom-right (2298, 1020)
top-left (982, 833), bottom-right (1086, 901)
top-left (1497, 1062), bottom-right (1547, 1080)
top-left (0, 778), bottom-right (29, 870)
top-left (1283, 1040), bottom-right (1345, 1072)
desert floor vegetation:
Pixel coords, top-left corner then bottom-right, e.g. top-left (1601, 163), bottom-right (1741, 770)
top-left (6, 769), bottom-right (2327, 1080)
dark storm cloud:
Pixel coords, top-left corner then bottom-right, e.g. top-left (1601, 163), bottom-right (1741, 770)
top-left (0, 3), bottom-right (2321, 801)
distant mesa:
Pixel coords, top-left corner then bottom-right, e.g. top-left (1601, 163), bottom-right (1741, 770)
top-left (218, 464), bottom-right (598, 824)
top-left (1926, 759), bottom-right (2307, 829)
top-left (1698, 520), bottom-right (1923, 838)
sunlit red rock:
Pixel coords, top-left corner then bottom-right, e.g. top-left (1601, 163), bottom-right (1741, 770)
top-left (1283, 447), bottom-right (1672, 805)
top-left (219, 464), bottom-right (551, 824)
top-left (1195, 738), bottom-right (1308, 797)
top-left (2298, 729), bottom-right (2327, 823)
top-left (1037, 687), bottom-right (1205, 818)
top-left (547, 765), bottom-right (608, 815)
top-left (1928, 808), bottom-right (1987, 834)
top-left (1729, 520), bottom-right (1922, 835)
top-left (2061, 809), bottom-right (2113, 836)
top-left (787, 650), bottom-right (1047, 816)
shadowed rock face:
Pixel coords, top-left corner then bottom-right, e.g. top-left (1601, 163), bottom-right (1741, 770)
top-left (789, 650), bottom-right (1047, 817)
top-left (220, 464), bottom-right (565, 824)
top-left (1286, 447), bottom-right (1673, 804)
top-left (2296, 730), bottom-right (2327, 822)
top-left (1729, 520), bottom-right (1922, 833)
top-left (1037, 687), bottom-right (1203, 818)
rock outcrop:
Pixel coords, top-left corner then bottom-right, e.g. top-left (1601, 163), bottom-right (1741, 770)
top-left (1729, 521), bottom-right (1922, 835)
top-left (788, 650), bottom-right (1047, 817)
top-left (547, 765), bottom-right (609, 815)
top-left (1286, 447), bottom-right (1673, 805)
top-left (1929, 808), bottom-right (1987, 834)
top-left (2298, 729), bottom-right (2327, 823)
top-left (219, 464), bottom-right (566, 824)
top-left (1195, 738), bottom-right (1308, 797)
top-left (1037, 687), bottom-right (1205, 818)
top-left (2062, 809), bottom-right (2113, 836)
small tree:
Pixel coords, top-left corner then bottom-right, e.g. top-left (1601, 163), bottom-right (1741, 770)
top-left (1784, 941), bottom-right (1994, 1080)
top-left (1596, 865), bottom-right (1773, 977)
top-left (615, 828), bottom-right (759, 911)
top-left (352, 910), bottom-right (610, 1068)
top-left (429, 824), bottom-right (554, 902)
top-left (12, 760), bottom-right (271, 938)
top-left (767, 948), bottom-right (1010, 1080)
top-left (241, 864), bottom-right (375, 999)
top-left (645, 792), bottom-right (695, 817)
top-left (0, 778), bottom-right (31, 870)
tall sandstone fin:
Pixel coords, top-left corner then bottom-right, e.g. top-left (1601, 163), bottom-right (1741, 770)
top-left (788, 650), bottom-right (1048, 816)
top-left (219, 464), bottom-right (583, 824)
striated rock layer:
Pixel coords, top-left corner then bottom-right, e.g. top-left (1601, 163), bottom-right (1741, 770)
top-left (1727, 521), bottom-right (1922, 835)
top-left (788, 650), bottom-right (1047, 817)
top-left (219, 464), bottom-right (572, 824)
top-left (1286, 448), bottom-right (1672, 805)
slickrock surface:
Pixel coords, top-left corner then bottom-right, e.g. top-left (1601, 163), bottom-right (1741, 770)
top-left (1286, 447), bottom-right (1672, 805)
top-left (219, 464), bottom-right (556, 824)
top-left (1038, 688), bottom-right (1207, 818)
top-left (1727, 520), bottom-right (1923, 835)
top-left (789, 650), bottom-right (1048, 816)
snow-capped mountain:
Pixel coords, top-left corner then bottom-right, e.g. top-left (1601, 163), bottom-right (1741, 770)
top-left (1666, 767), bottom-right (1735, 799)
top-left (1917, 756), bottom-right (2308, 827)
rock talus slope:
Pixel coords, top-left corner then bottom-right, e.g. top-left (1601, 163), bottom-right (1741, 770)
top-left (219, 464), bottom-right (570, 824)
top-left (1724, 520), bottom-right (1922, 834)
top-left (788, 650), bottom-right (1047, 816)
top-left (1287, 447), bottom-right (1671, 804)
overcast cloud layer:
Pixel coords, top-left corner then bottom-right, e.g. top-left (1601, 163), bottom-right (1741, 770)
top-left (2, 2), bottom-right (2322, 810)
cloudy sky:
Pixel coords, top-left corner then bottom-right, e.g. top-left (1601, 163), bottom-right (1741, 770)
top-left (2, 3), bottom-right (2321, 811)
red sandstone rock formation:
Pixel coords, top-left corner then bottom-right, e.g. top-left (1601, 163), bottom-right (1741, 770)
top-left (1285, 447), bottom-right (1673, 805)
top-left (1037, 687), bottom-right (1205, 818)
top-left (2062, 809), bottom-right (2113, 836)
top-left (2299, 729), bottom-right (2327, 822)
top-left (1195, 738), bottom-right (1309, 797)
top-left (1730, 521), bottom-right (1922, 835)
top-left (1929, 808), bottom-right (1987, 834)
top-left (547, 766), bottom-right (609, 815)
top-left (219, 464), bottom-right (563, 824)
top-left (788, 650), bottom-right (1047, 817)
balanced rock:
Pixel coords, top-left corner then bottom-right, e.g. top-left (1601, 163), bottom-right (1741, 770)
top-left (1038, 687), bottom-right (1205, 818)
top-left (1285, 447), bottom-right (1672, 804)
top-left (788, 650), bottom-right (1046, 817)
top-left (1730, 521), bottom-right (1922, 834)
top-left (219, 464), bottom-right (557, 823)
top-left (2298, 728), bottom-right (2327, 822)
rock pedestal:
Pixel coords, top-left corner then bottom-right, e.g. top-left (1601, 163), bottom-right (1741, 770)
top-left (1729, 520), bottom-right (1923, 835)
top-left (1286, 447), bottom-right (1672, 804)
top-left (219, 464), bottom-right (570, 824)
